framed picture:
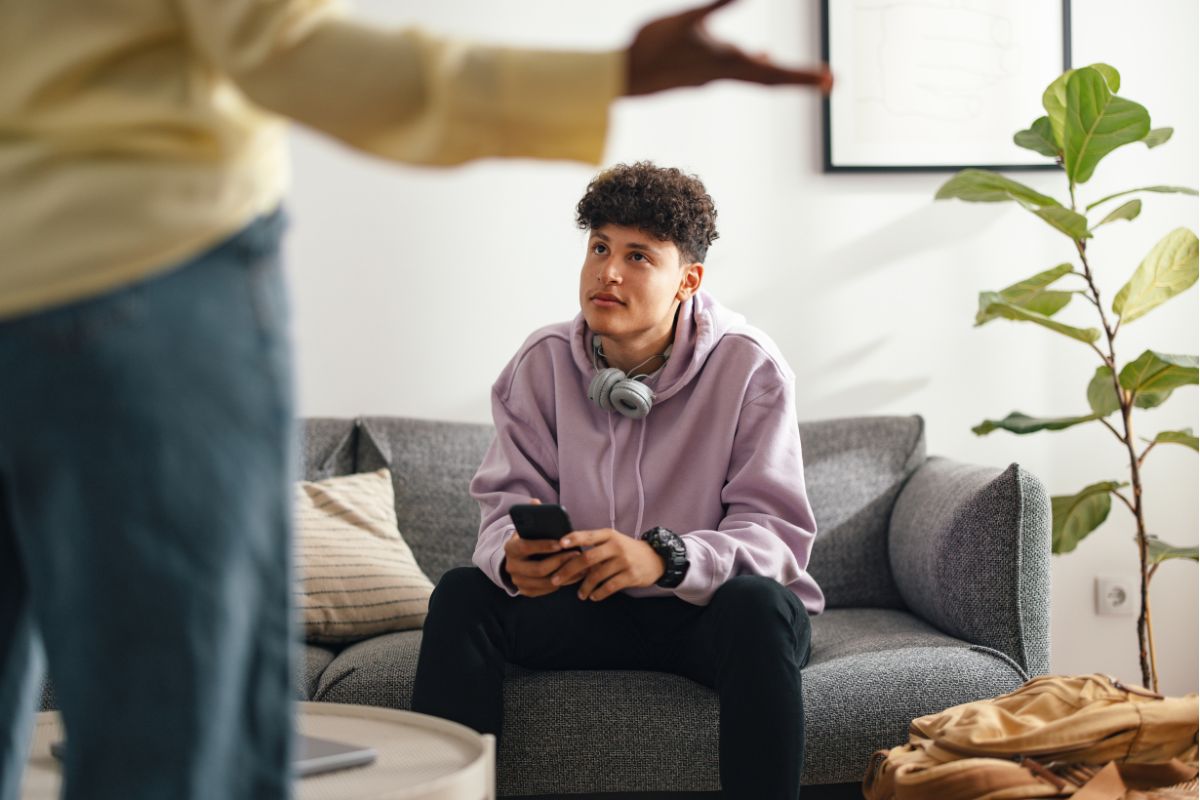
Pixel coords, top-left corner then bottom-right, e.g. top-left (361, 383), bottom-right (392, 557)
top-left (821, 0), bottom-right (1072, 172)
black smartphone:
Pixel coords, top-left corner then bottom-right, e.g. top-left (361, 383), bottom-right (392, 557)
top-left (509, 503), bottom-right (573, 541)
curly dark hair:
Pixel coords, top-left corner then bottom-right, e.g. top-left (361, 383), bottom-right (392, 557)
top-left (575, 162), bottom-right (719, 263)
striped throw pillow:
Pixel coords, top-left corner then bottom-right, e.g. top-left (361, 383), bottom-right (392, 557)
top-left (294, 468), bottom-right (434, 643)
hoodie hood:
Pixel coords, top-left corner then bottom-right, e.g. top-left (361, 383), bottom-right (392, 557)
top-left (569, 290), bottom-right (746, 405)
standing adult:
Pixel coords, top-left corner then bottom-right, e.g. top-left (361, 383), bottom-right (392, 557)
top-left (0, 2), bottom-right (830, 797)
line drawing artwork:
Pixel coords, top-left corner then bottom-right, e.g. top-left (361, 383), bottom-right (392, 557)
top-left (824, 0), bottom-right (1068, 170)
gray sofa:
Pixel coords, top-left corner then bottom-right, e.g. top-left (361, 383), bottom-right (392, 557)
top-left (298, 414), bottom-right (1051, 796)
top-left (41, 413), bottom-right (1051, 796)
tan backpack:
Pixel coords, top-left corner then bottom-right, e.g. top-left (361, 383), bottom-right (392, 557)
top-left (863, 674), bottom-right (1199, 800)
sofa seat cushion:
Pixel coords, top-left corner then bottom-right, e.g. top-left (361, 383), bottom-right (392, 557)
top-left (299, 644), bottom-right (338, 701)
top-left (315, 629), bottom-right (424, 710)
top-left (312, 608), bottom-right (1026, 792)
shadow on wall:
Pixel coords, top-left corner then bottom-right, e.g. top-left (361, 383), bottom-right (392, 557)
top-left (805, 377), bottom-right (932, 419)
top-left (805, 202), bottom-right (998, 292)
top-left (740, 202), bottom-right (996, 417)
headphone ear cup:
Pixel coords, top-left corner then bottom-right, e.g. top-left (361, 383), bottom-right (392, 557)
top-left (609, 378), bottom-right (654, 419)
top-left (588, 367), bottom-right (626, 412)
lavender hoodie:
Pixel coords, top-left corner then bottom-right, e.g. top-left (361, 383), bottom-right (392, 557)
top-left (470, 290), bottom-right (825, 612)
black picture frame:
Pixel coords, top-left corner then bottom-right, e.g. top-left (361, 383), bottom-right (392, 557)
top-left (821, 0), bottom-right (1072, 173)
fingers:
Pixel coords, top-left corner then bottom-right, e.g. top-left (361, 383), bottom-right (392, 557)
top-left (507, 549), bottom-right (575, 579)
top-left (737, 59), bottom-right (833, 91)
top-left (550, 540), bottom-right (618, 587)
top-left (504, 532), bottom-right (562, 561)
top-left (587, 571), bottom-right (634, 602)
top-left (549, 553), bottom-right (587, 587)
top-left (559, 528), bottom-right (611, 549)
top-left (508, 551), bottom-right (579, 597)
top-left (682, 0), bottom-right (736, 22)
top-left (577, 557), bottom-right (626, 601)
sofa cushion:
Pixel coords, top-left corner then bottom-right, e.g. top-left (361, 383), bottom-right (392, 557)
top-left (888, 459), bottom-right (1051, 676)
top-left (295, 469), bottom-right (434, 643)
top-left (355, 417), bottom-right (494, 583)
top-left (298, 644), bottom-right (337, 700)
top-left (799, 415), bottom-right (926, 609)
top-left (313, 607), bottom-right (1025, 791)
top-left (315, 629), bottom-right (424, 710)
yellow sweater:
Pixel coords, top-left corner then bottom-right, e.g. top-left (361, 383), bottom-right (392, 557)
top-left (0, 0), bottom-right (621, 319)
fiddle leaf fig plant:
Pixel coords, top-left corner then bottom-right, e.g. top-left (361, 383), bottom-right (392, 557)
top-left (936, 63), bottom-right (1199, 692)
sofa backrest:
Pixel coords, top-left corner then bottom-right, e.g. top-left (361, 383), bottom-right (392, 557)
top-left (799, 415), bottom-right (925, 608)
top-left (299, 414), bottom-right (926, 607)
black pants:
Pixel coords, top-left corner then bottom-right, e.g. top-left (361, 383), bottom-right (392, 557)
top-left (411, 567), bottom-right (812, 799)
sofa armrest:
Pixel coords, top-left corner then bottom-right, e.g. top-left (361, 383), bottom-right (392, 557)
top-left (888, 458), bottom-right (1051, 676)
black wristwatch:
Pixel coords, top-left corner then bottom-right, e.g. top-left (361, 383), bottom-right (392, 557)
top-left (641, 526), bottom-right (690, 589)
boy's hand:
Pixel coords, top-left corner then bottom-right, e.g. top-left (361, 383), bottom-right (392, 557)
top-left (502, 532), bottom-right (582, 598)
top-left (551, 529), bottom-right (666, 601)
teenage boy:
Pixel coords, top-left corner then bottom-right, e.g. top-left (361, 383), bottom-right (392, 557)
top-left (412, 162), bottom-right (824, 799)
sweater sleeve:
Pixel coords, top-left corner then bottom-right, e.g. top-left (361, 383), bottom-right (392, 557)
top-left (469, 386), bottom-right (561, 595)
top-left (178, 0), bottom-right (620, 165)
top-left (671, 383), bottom-right (824, 611)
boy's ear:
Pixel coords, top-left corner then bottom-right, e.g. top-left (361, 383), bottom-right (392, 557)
top-left (677, 263), bottom-right (704, 300)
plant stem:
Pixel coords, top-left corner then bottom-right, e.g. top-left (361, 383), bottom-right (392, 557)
top-left (1099, 418), bottom-right (1124, 443)
top-left (1074, 236), bottom-right (1156, 690)
top-left (1112, 490), bottom-right (1136, 515)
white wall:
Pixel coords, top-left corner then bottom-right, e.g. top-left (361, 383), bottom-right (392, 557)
top-left (285, 1), bottom-right (1199, 694)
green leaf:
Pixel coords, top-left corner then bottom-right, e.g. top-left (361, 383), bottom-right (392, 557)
top-left (973, 411), bottom-right (1101, 436)
top-left (977, 292), bottom-right (1101, 343)
top-left (1051, 481), bottom-right (1125, 554)
top-left (1043, 69), bottom-right (1076, 148)
top-left (1086, 185), bottom-right (1198, 212)
top-left (935, 169), bottom-right (1060, 206)
top-left (976, 264), bottom-right (1075, 325)
top-left (1112, 228), bottom-right (1199, 323)
top-left (1143, 128), bottom-right (1173, 148)
top-left (1033, 205), bottom-right (1093, 239)
top-left (1014, 116), bottom-right (1060, 158)
top-left (1043, 64), bottom-right (1121, 147)
top-left (1118, 351), bottom-right (1199, 410)
top-left (1146, 535), bottom-right (1199, 565)
top-left (1063, 67), bottom-right (1151, 185)
top-left (1087, 366), bottom-right (1121, 416)
top-left (1089, 63), bottom-right (1122, 92)
top-left (1143, 428), bottom-right (1199, 451)
top-left (1093, 199), bottom-right (1142, 230)
top-left (934, 169), bottom-right (1087, 238)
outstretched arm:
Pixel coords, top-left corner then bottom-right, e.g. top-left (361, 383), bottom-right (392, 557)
top-left (626, 0), bottom-right (833, 96)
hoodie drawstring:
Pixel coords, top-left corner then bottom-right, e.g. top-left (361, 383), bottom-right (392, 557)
top-left (633, 419), bottom-right (648, 537)
top-left (606, 412), bottom-right (617, 530)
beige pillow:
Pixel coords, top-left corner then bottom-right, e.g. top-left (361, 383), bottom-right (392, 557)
top-left (294, 468), bottom-right (434, 643)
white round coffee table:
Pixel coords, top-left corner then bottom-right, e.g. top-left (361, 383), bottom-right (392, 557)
top-left (20, 702), bottom-right (495, 800)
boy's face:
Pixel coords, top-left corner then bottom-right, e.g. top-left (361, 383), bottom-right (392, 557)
top-left (579, 224), bottom-right (700, 344)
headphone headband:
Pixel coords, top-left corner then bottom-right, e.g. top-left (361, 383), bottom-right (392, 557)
top-left (588, 334), bottom-right (671, 419)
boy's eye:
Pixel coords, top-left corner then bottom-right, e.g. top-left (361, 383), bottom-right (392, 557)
top-left (592, 243), bottom-right (607, 255)
top-left (630, 252), bottom-right (646, 262)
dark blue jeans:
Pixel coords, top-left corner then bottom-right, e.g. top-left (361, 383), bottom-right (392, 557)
top-left (0, 211), bottom-right (295, 799)
top-left (412, 567), bottom-right (812, 799)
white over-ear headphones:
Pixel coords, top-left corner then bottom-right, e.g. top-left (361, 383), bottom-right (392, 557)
top-left (587, 335), bottom-right (671, 420)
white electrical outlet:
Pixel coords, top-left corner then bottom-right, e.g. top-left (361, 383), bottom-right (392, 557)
top-left (1095, 576), bottom-right (1136, 616)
